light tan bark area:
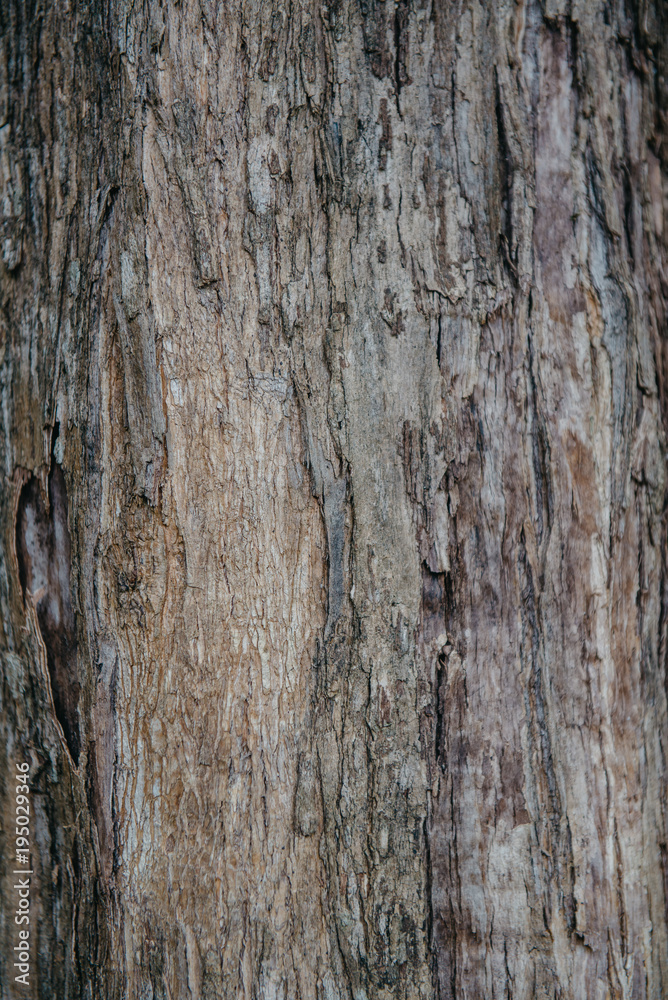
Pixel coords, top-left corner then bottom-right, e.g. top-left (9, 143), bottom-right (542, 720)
top-left (1, 0), bottom-right (667, 998)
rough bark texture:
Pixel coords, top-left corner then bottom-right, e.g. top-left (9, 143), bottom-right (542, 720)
top-left (1, 0), bottom-right (668, 997)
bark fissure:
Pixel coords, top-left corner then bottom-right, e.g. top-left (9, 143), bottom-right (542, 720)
top-left (15, 440), bottom-right (80, 765)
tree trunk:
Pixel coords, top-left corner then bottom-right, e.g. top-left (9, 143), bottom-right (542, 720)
top-left (1, 0), bottom-right (668, 997)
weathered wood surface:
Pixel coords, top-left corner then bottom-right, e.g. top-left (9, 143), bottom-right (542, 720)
top-left (1, 0), bottom-right (667, 997)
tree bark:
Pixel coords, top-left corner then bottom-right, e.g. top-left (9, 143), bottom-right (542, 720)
top-left (1, 0), bottom-right (668, 997)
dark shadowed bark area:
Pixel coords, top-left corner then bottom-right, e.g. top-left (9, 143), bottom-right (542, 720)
top-left (1, 0), bottom-right (668, 997)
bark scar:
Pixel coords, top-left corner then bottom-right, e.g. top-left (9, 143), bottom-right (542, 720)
top-left (15, 429), bottom-right (80, 763)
